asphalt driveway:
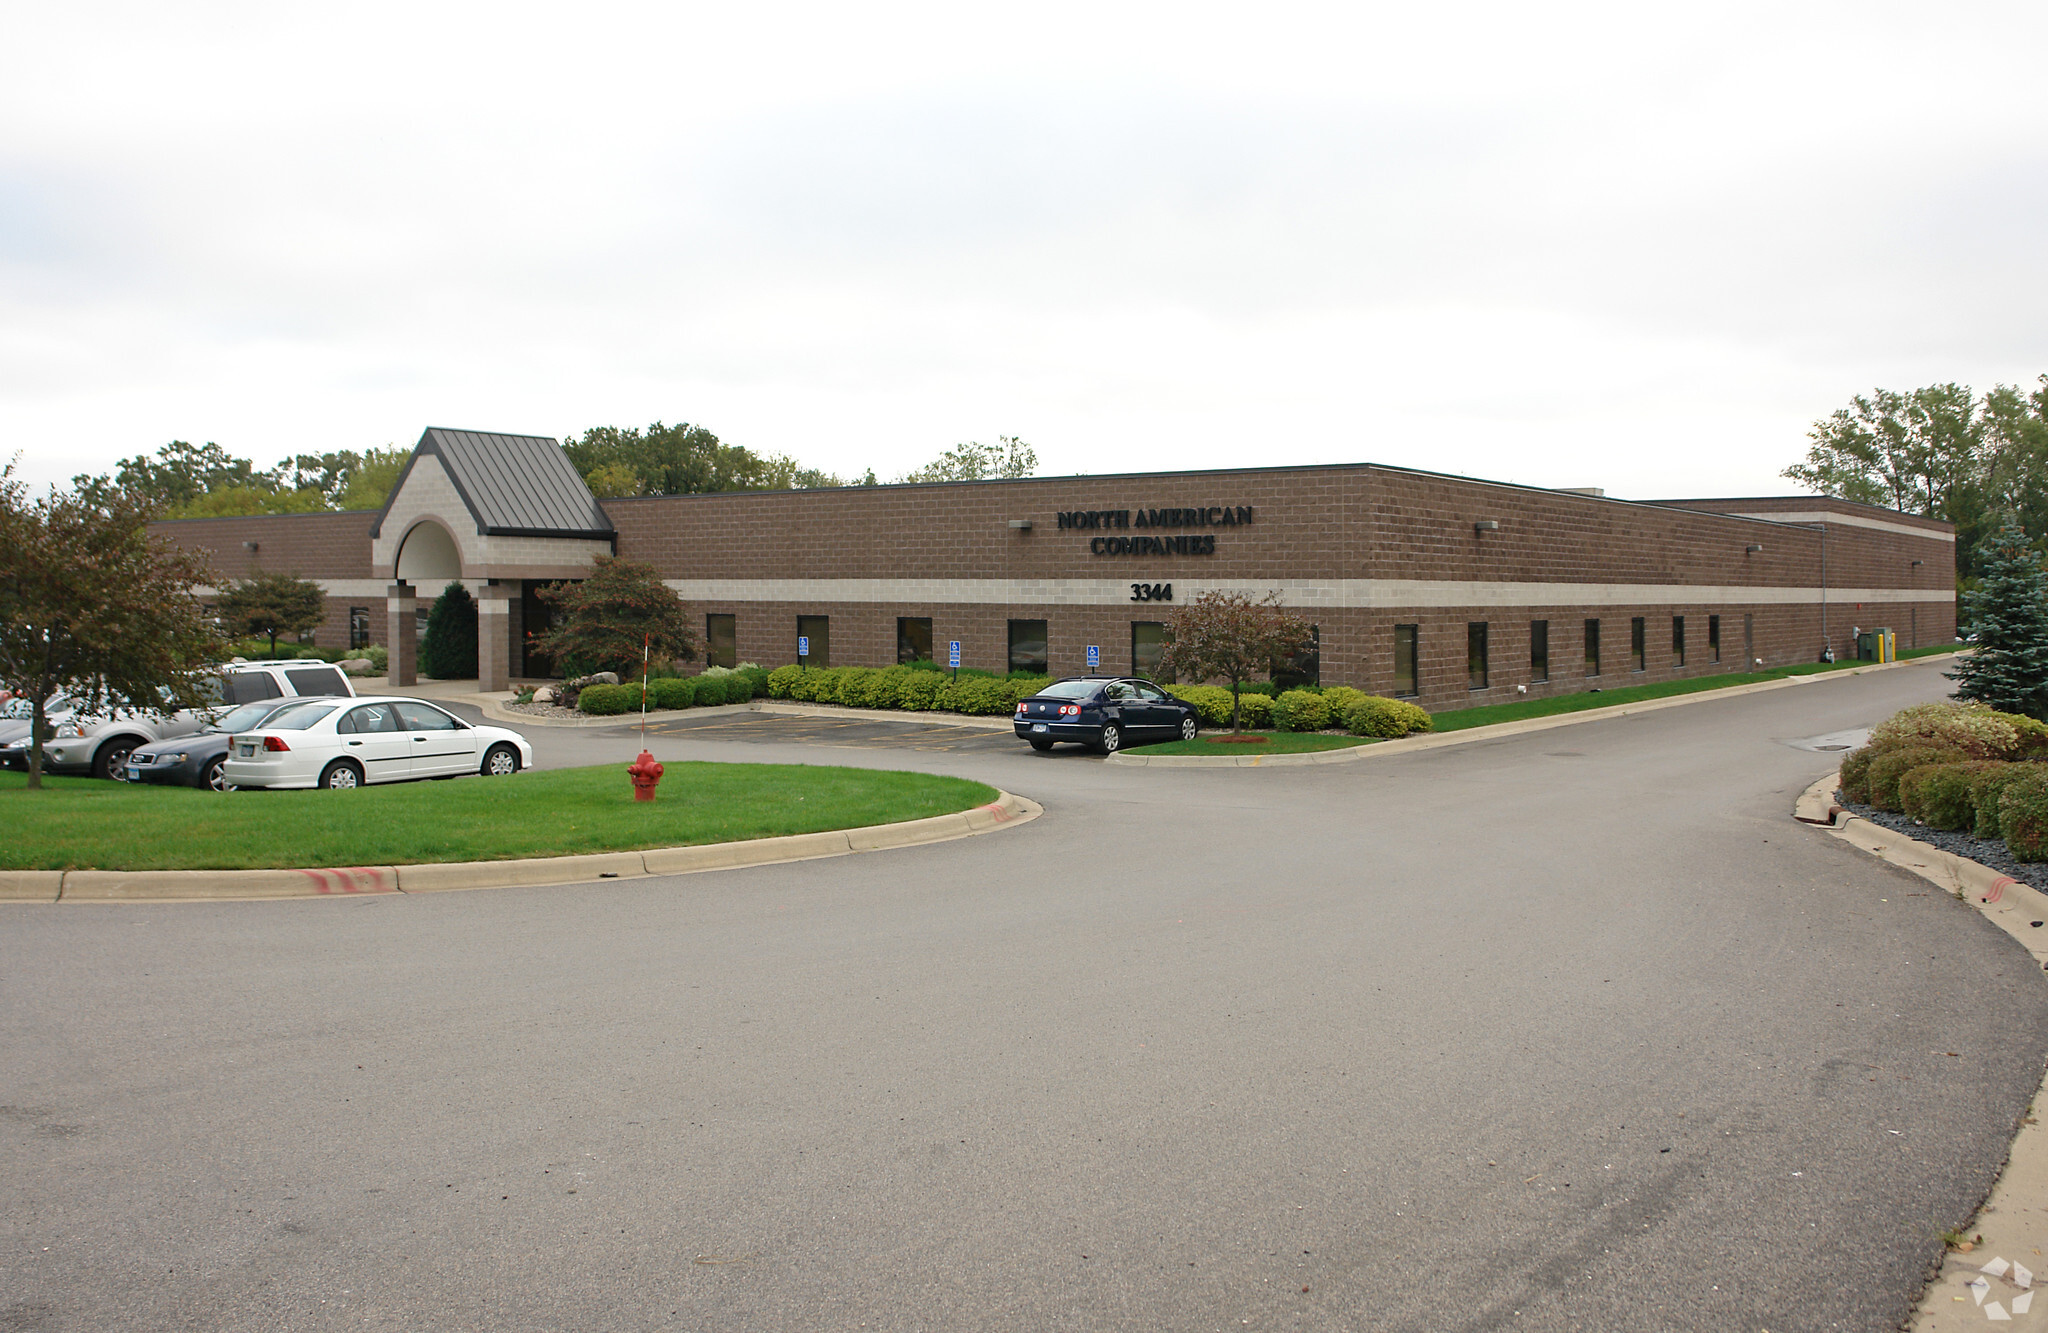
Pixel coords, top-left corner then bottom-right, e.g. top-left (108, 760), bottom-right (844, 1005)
top-left (4, 657), bottom-right (2042, 1332)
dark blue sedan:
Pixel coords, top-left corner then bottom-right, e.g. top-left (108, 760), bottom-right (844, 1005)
top-left (125, 697), bottom-right (341, 791)
top-left (1013, 677), bottom-right (1198, 754)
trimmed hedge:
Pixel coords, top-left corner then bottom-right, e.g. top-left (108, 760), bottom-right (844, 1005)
top-left (1976, 764), bottom-right (2035, 839)
top-left (1870, 702), bottom-right (2033, 761)
top-left (1900, 761), bottom-right (2002, 832)
top-left (650, 676), bottom-right (697, 709)
top-left (1865, 745), bottom-right (1969, 812)
top-left (1272, 689), bottom-right (1331, 732)
top-left (2001, 769), bottom-right (2048, 861)
top-left (1839, 743), bottom-right (1888, 805)
top-left (765, 663), bottom-right (1051, 716)
top-left (576, 682), bottom-right (640, 715)
top-left (1342, 696), bottom-right (1433, 738)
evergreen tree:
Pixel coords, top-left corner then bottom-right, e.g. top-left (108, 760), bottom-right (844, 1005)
top-left (418, 582), bottom-right (478, 679)
top-left (1949, 518), bottom-right (2048, 718)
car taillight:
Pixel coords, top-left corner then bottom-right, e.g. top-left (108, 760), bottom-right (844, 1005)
top-left (1015, 703), bottom-right (1027, 716)
top-left (1059, 704), bottom-right (1080, 716)
top-left (262, 735), bottom-right (291, 752)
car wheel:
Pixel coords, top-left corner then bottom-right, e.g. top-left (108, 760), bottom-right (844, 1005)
top-left (1179, 715), bottom-right (1198, 741)
top-left (1098, 722), bottom-right (1122, 755)
top-left (204, 756), bottom-right (235, 792)
top-left (320, 760), bottom-right (364, 790)
top-left (95, 738), bottom-right (139, 781)
top-left (482, 743), bottom-right (520, 776)
top-left (1029, 738), bottom-right (1054, 752)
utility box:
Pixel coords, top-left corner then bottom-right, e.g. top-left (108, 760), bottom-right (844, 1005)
top-left (1857, 629), bottom-right (1897, 662)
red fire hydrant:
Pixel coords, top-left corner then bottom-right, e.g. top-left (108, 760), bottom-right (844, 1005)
top-left (627, 749), bottom-right (665, 802)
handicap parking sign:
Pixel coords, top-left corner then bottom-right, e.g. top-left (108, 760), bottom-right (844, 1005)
top-left (1087, 644), bottom-right (1100, 669)
top-left (948, 641), bottom-right (962, 668)
top-left (798, 635), bottom-right (810, 658)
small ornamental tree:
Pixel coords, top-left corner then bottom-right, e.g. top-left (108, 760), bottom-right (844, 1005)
top-left (531, 555), bottom-right (696, 680)
top-left (0, 467), bottom-right (222, 789)
top-left (419, 582), bottom-right (479, 679)
top-left (217, 569), bottom-right (325, 658)
top-left (1949, 517), bottom-right (2048, 718)
top-left (1158, 590), bottom-right (1314, 731)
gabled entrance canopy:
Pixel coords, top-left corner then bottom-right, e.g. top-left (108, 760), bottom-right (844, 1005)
top-left (369, 428), bottom-right (616, 690)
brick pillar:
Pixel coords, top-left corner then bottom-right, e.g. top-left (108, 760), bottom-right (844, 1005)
top-left (478, 586), bottom-right (511, 693)
top-left (387, 582), bottom-right (417, 686)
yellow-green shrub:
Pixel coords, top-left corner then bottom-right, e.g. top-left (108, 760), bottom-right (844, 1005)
top-left (1901, 761), bottom-right (2004, 832)
top-left (1165, 684), bottom-right (1234, 727)
top-left (1865, 745), bottom-right (1968, 812)
top-left (1272, 689), bottom-right (1331, 732)
top-left (1974, 764), bottom-right (2033, 838)
top-left (1342, 695), bottom-right (1433, 738)
top-left (2000, 769), bottom-right (2048, 860)
top-left (1870, 702), bottom-right (2027, 760)
top-left (577, 682), bottom-right (639, 715)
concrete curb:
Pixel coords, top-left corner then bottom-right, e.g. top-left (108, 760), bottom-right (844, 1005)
top-left (1109, 652), bottom-right (1962, 768)
top-left (1791, 771), bottom-right (2048, 1328)
top-left (9, 790), bottom-right (1042, 903)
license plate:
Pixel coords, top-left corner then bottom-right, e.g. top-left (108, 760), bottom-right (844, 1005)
top-left (1032, 723), bottom-right (1047, 733)
top-left (126, 766), bottom-right (142, 780)
top-left (238, 745), bottom-right (253, 756)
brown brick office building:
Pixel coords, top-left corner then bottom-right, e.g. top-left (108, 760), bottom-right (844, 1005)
top-left (153, 428), bottom-right (1957, 710)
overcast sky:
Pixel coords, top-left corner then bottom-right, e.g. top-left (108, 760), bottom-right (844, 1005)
top-left (4, 2), bottom-right (2045, 501)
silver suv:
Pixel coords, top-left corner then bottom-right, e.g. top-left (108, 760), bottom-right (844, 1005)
top-left (0, 662), bottom-right (356, 780)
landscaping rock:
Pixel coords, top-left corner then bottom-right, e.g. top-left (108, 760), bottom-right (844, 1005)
top-left (338, 657), bottom-right (375, 674)
top-left (569, 672), bottom-right (619, 689)
top-left (533, 685), bottom-right (559, 704)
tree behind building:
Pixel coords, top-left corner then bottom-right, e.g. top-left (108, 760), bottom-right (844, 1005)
top-left (218, 570), bottom-right (326, 658)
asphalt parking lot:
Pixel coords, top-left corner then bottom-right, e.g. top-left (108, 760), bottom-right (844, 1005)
top-left (8, 658), bottom-right (2047, 1332)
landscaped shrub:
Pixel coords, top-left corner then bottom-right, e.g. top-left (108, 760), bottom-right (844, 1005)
top-left (2000, 769), bottom-right (2048, 860)
top-left (651, 676), bottom-right (697, 710)
top-left (891, 669), bottom-right (946, 711)
top-left (1230, 691), bottom-right (1273, 728)
top-left (1164, 684), bottom-right (1235, 727)
top-left (1838, 743), bottom-right (1889, 805)
top-left (1869, 702), bottom-right (2025, 760)
top-left (1272, 689), bottom-right (1331, 732)
top-left (1902, 761), bottom-right (2005, 832)
top-left (1973, 764), bottom-right (2032, 838)
top-left (735, 665), bottom-right (770, 699)
top-left (1864, 745), bottom-right (1969, 812)
top-left (767, 665), bottom-right (804, 698)
top-left (938, 675), bottom-right (1009, 715)
top-left (838, 667), bottom-right (888, 709)
top-left (1320, 686), bottom-right (1369, 719)
top-left (1342, 695), bottom-right (1433, 738)
top-left (577, 682), bottom-right (639, 715)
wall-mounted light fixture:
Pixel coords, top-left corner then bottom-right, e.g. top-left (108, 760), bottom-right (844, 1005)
top-left (1910, 559), bottom-right (1924, 568)
top-left (1474, 520), bottom-right (1499, 533)
top-left (1007, 519), bottom-right (1032, 531)
top-left (243, 540), bottom-right (259, 551)
top-left (1745, 544), bottom-right (1763, 555)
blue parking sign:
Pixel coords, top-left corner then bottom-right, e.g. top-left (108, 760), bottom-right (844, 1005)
top-left (1086, 644), bottom-right (1100, 669)
top-left (798, 635), bottom-right (810, 658)
top-left (948, 640), bottom-right (962, 669)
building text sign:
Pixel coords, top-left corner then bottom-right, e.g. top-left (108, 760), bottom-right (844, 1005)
top-left (1056, 505), bottom-right (1252, 556)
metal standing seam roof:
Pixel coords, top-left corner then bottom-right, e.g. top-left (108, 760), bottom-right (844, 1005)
top-left (369, 428), bottom-right (615, 540)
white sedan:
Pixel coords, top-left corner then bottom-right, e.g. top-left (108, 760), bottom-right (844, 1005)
top-left (221, 696), bottom-right (535, 790)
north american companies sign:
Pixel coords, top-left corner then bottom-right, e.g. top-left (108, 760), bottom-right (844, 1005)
top-left (1056, 505), bottom-right (1253, 556)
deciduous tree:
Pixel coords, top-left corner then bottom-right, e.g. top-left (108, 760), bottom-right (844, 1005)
top-left (899, 436), bottom-right (1036, 484)
top-left (217, 570), bottom-right (327, 658)
top-left (1159, 590), bottom-right (1314, 731)
top-left (0, 466), bottom-right (221, 788)
top-left (530, 556), bottom-right (696, 679)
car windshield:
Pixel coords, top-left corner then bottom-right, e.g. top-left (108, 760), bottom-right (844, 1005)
top-left (1036, 680), bottom-right (1104, 700)
top-left (257, 701), bottom-right (342, 731)
top-left (209, 702), bottom-right (288, 733)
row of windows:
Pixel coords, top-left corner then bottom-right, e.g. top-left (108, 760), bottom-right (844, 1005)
top-left (1394, 615), bottom-right (1750, 696)
top-left (702, 614), bottom-right (1178, 678)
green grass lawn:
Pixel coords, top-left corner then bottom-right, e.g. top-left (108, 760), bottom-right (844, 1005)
top-left (1138, 732), bottom-right (1372, 756)
top-left (0, 763), bottom-right (998, 872)
top-left (1428, 643), bottom-right (1962, 733)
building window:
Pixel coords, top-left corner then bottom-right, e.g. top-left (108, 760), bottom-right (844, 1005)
top-left (1132, 622), bottom-right (1169, 680)
top-left (897, 616), bottom-right (933, 666)
top-left (1584, 619), bottom-right (1600, 677)
top-left (348, 607), bottom-right (370, 649)
top-left (797, 615), bottom-right (830, 667)
top-left (1709, 614), bottom-right (1721, 663)
top-left (706, 614), bottom-right (737, 669)
top-left (1468, 622), bottom-right (1489, 690)
top-left (1008, 620), bottom-right (1048, 676)
top-left (1394, 624), bottom-right (1419, 697)
top-left (1274, 624), bottom-right (1320, 690)
top-left (1672, 615), bottom-right (1686, 667)
top-left (1530, 619), bottom-right (1549, 683)
top-left (1630, 616), bottom-right (1646, 672)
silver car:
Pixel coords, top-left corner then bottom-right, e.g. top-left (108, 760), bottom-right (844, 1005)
top-left (0, 698), bottom-right (211, 781)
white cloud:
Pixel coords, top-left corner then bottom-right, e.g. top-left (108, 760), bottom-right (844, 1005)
top-left (3, 1), bottom-right (2045, 498)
